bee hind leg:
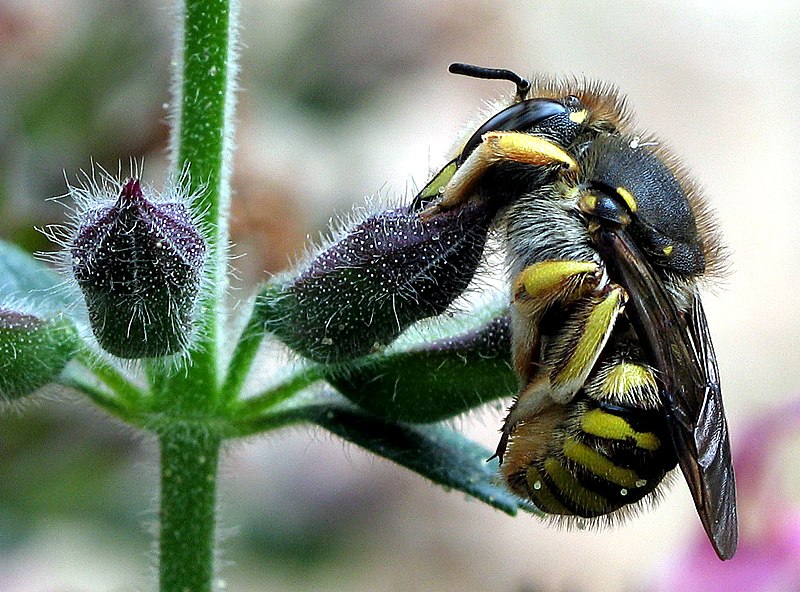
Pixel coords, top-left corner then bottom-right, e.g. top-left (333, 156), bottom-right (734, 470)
top-left (498, 261), bottom-right (627, 463)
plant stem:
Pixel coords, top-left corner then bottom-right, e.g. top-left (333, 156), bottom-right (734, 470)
top-left (220, 303), bottom-right (266, 403)
top-left (155, 1), bottom-right (236, 589)
top-left (169, 0), bottom-right (238, 406)
top-left (159, 426), bottom-right (221, 592)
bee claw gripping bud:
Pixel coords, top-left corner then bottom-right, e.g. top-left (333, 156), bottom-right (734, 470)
top-left (70, 179), bottom-right (206, 358)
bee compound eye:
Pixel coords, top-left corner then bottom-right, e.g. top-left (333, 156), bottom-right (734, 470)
top-left (458, 99), bottom-right (573, 165)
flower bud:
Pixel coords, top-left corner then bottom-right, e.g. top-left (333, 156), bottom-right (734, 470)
top-left (0, 307), bottom-right (78, 400)
top-left (70, 179), bottom-right (205, 358)
top-left (260, 203), bottom-right (494, 363)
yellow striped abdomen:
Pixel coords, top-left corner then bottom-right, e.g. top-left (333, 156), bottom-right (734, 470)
top-left (502, 370), bottom-right (677, 518)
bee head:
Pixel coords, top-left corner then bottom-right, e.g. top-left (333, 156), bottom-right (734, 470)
top-left (578, 135), bottom-right (707, 278)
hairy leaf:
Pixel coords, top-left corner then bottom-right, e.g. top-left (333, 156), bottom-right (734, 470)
top-left (298, 398), bottom-right (531, 516)
top-left (330, 312), bottom-right (516, 422)
top-left (0, 240), bottom-right (66, 311)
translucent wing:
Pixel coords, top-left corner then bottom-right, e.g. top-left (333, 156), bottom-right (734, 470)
top-left (685, 293), bottom-right (738, 559)
top-left (593, 227), bottom-right (738, 560)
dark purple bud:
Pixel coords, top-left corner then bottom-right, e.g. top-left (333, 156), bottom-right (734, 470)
top-left (260, 203), bottom-right (494, 363)
top-left (70, 179), bottom-right (206, 358)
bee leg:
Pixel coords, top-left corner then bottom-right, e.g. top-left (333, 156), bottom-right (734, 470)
top-left (498, 283), bottom-right (626, 462)
top-left (494, 259), bottom-right (609, 462)
top-left (511, 259), bottom-right (604, 381)
top-left (422, 131), bottom-right (577, 218)
top-left (546, 286), bottom-right (627, 402)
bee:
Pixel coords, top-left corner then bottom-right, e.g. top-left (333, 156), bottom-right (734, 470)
top-left (413, 63), bottom-right (738, 560)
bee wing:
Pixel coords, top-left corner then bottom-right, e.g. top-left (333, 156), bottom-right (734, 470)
top-left (684, 293), bottom-right (738, 559)
top-left (593, 227), bottom-right (738, 560)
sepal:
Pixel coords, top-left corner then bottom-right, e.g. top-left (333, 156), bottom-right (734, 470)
top-left (70, 178), bottom-right (206, 358)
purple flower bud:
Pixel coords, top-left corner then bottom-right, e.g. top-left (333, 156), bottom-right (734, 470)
top-left (0, 307), bottom-right (78, 400)
top-left (70, 179), bottom-right (206, 358)
top-left (260, 203), bottom-right (494, 363)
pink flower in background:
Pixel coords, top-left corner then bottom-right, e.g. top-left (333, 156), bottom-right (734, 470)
top-left (654, 399), bottom-right (800, 592)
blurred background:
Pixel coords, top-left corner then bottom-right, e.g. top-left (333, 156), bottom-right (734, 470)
top-left (2, 0), bottom-right (800, 590)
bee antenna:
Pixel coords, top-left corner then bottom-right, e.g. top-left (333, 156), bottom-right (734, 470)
top-left (449, 62), bottom-right (531, 101)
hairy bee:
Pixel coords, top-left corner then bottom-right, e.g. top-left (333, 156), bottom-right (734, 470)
top-left (413, 64), bottom-right (738, 559)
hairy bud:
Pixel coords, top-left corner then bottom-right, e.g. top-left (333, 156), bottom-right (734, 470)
top-left (0, 307), bottom-right (78, 400)
top-left (260, 203), bottom-right (494, 363)
top-left (70, 178), bottom-right (206, 358)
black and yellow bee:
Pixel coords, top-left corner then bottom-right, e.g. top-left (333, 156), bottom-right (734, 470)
top-left (413, 63), bottom-right (738, 560)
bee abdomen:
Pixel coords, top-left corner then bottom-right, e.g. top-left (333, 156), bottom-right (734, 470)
top-left (505, 399), bottom-right (676, 518)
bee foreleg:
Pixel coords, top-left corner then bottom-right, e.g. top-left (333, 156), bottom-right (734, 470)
top-left (423, 131), bottom-right (577, 218)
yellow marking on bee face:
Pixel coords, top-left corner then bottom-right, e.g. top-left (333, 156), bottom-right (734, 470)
top-left (552, 288), bottom-right (624, 388)
top-left (580, 408), bottom-right (661, 451)
top-left (662, 244), bottom-right (674, 256)
top-left (485, 131), bottom-right (578, 172)
top-left (518, 260), bottom-right (597, 301)
top-left (563, 438), bottom-right (639, 488)
top-left (616, 186), bottom-right (638, 213)
top-left (602, 363), bottom-right (657, 397)
top-left (569, 109), bottom-right (588, 124)
top-left (544, 458), bottom-right (609, 515)
top-left (579, 193), bottom-right (598, 213)
top-left (419, 160), bottom-right (458, 200)
top-left (526, 465), bottom-right (571, 515)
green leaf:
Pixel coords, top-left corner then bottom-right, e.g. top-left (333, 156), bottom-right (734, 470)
top-left (0, 240), bottom-right (67, 312)
top-left (329, 310), bottom-right (517, 422)
top-left (300, 399), bottom-right (531, 516)
top-left (0, 309), bottom-right (78, 400)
